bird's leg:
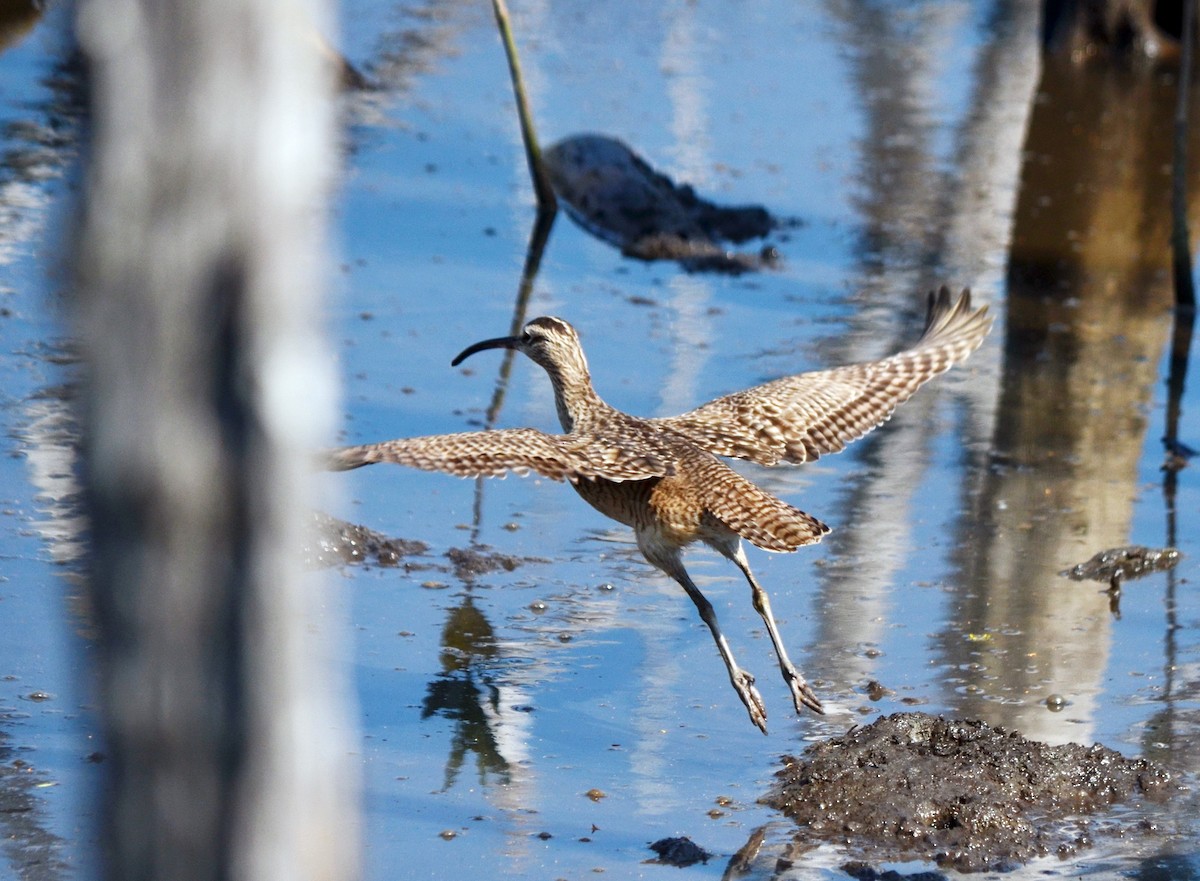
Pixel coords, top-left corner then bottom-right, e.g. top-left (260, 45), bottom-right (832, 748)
top-left (649, 550), bottom-right (768, 734)
top-left (726, 544), bottom-right (823, 716)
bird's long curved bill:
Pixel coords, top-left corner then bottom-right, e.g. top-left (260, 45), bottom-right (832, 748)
top-left (451, 335), bottom-right (519, 366)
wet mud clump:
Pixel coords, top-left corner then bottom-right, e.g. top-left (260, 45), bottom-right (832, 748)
top-left (647, 836), bottom-right (712, 867)
top-left (445, 545), bottom-right (543, 582)
top-left (305, 511), bottom-right (428, 568)
top-left (543, 134), bottom-right (786, 273)
top-left (1059, 545), bottom-right (1181, 590)
top-left (304, 516), bottom-right (545, 584)
top-left (763, 712), bottom-right (1175, 872)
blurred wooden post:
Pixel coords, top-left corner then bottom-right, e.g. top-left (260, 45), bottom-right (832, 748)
top-left (71, 1), bottom-right (358, 880)
top-left (1173, 0), bottom-right (1196, 308)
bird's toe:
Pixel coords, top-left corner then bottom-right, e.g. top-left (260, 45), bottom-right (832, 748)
top-left (785, 671), bottom-right (824, 716)
top-left (732, 670), bottom-right (769, 734)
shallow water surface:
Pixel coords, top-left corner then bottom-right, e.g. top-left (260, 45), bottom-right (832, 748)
top-left (1, 1), bottom-right (1200, 879)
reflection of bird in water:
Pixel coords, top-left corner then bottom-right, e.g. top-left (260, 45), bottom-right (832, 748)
top-left (328, 287), bottom-right (991, 732)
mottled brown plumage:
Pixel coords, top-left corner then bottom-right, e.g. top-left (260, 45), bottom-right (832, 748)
top-left (327, 287), bottom-right (991, 732)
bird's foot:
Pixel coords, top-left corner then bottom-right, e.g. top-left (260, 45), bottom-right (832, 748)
top-left (731, 670), bottom-right (769, 734)
top-left (784, 668), bottom-right (824, 716)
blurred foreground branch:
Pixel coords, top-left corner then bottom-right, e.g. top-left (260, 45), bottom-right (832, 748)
top-left (71, 1), bottom-right (358, 879)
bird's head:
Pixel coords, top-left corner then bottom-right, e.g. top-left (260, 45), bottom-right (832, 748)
top-left (451, 316), bottom-right (589, 378)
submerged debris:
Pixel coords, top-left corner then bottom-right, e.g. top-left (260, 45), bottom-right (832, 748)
top-left (543, 134), bottom-right (787, 273)
top-left (1059, 545), bottom-right (1181, 590)
top-left (841, 862), bottom-right (947, 881)
top-left (446, 545), bottom-right (544, 581)
top-left (304, 516), bottom-right (546, 584)
top-left (304, 511), bottom-right (428, 568)
top-left (763, 712), bottom-right (1174, 872)
top-left (647, 836), bottom-right (712, 867)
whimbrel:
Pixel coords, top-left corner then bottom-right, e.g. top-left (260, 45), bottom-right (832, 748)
top-left (328, 287), bottom-right (991, 732)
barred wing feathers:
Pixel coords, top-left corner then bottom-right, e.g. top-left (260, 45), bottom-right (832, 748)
top-left (324, 427), bottom-right (671, 483)
top-left (654, 286), bottom-right (991, 466)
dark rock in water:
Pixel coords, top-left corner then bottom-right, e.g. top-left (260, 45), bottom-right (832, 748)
top-left (842, 861), bottom-right (948, 881)
top-left (304, 511), bottom-right (428, 568)
top-left (1059, 545), bottom-right (1181, 588)
top-left (647, 836), bottom-right (712, 867)
top-left (543, 134), bottom-right (788, 274)
top-left (763, 712), bottom-right (1175, 872)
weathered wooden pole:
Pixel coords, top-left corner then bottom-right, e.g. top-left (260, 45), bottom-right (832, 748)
top-left (71, 1), bottom-right (358, 879)
top-left (1172, 0), bottom-right (1196, 309)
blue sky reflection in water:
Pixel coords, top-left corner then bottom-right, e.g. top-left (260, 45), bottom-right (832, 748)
top-left (1, 0), bottom-right (1200, 878)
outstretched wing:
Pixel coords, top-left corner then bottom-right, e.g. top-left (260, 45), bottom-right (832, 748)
top-left (653, 286), bottom-right (991, 466)
top-left (323, 427), bottom-right (671, 483)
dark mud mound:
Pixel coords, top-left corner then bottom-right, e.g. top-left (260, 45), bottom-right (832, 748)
top-left (304, 511), bottom-right (428, 568)
top-left (1059, 545), bottom-right (1181, 589)
top-left (647, 836), bottom-right (712, 867)
top-left (445, 545), bottom-right (541, 582)
top-left (763, 712), bottom-right (1175, 872)
top-left (543, 134), bottom-right (786, 274)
